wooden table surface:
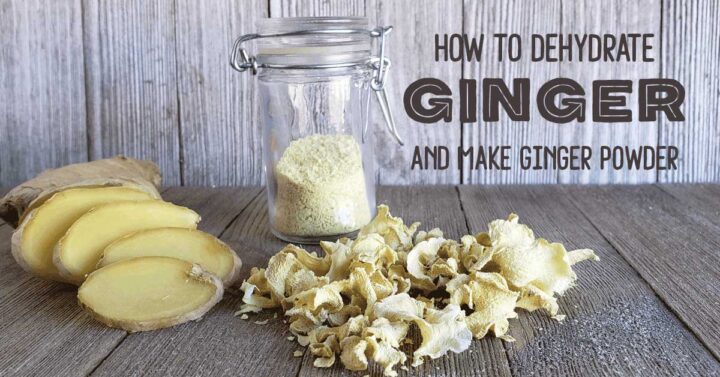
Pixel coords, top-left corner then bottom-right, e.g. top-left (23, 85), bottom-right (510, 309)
top-left (1, 185), bottom-right (719, 377)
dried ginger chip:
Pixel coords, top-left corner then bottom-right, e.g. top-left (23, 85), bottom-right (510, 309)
top-left (366, 318), bottom-right (409, 348)
top-left (365, 337), bottom-right (407, 377)
top-left (372, 293), bottom-right (424, 322)
top-left (265, 251), bottom-right (326, 306)
top-left (310, 334), bottom-right (339, 368)
top-left (406, 237), bottom-right (445, 286)
top-left (358, 204), bottom-right (418, 251)
top-left (412, 304), bottom-right (472, 366)
top-left (487, 214), bottom-right (599, 315)
top-left (447, 272), bottom-right (519, 338)
top-left (414, 228), bottom-right (443, 243)
top-left (340, 336), bottom-right (369, 371)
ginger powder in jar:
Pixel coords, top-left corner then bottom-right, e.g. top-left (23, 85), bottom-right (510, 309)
top-left (273, 134), bottom-right (371, 239)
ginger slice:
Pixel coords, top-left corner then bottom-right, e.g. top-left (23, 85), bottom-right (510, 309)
top-left (0, 156), bottom-right (161, 227)
top-left (78, 256), bottom-right (223, 332)
top-left (99, 228), bottom-right (241, 287)
top-left (54, 200), bottom-right (200, 283)
top-left (11, 187), bottom-right (156, 282)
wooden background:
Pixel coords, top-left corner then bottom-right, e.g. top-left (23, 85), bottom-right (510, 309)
top-left (1, 0), bottom-right (718, 186)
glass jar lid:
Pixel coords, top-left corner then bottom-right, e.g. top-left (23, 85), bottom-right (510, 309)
top-left (256, 17), bottom-right (371, 66)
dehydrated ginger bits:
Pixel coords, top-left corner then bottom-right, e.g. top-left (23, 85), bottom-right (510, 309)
top-left (238, 206), bottom-right (598, 376)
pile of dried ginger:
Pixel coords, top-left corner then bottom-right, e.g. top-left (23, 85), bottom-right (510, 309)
top-left (238, 205), bottom-right (599, 376)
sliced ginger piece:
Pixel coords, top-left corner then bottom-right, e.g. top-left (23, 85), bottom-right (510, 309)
top-left (78, 256), bottom-right (223, 332)
top-left (11, 187), bottom-right (157, 282)
top-left (54, 200), bottom-right (201, 283)
top-left (99, 228), bottom-right (242, 287)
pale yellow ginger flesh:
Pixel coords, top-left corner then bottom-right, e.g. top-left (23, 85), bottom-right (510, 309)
top-left (78, 256), bottom-right (223, 332)
top-left (0, 156), bottom-right (162, 227)
top-left (238, 205), bottom-right (598, 376)
top-left (54, 200), bottom-right (201, 283)
top-left (10, 187), bottom-right (156, 283)
top-left (99, 228), bottom-right (241, 287)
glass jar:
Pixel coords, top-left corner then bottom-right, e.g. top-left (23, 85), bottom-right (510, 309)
top-left (231, 17), bottom-right (402, 244)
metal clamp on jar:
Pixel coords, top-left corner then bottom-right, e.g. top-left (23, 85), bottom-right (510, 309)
top-left (230, 17), bottom-right (403, 244)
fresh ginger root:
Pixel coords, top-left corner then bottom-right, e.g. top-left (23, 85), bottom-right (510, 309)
top-left (0, 156), bottom-right (162, 227)
top-left (3, 157), bottom-right (238, 332)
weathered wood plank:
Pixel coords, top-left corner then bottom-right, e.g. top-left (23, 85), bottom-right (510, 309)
top-left (659, 0), bottom-right (720, 182)
top-left (0, 0), bottom-right (87, 187)
top-left (566, 185), bottom-right (720, 358)
top-left (558, 0), bottom-right (661, 184)
top-left (298, 187), bottom-right (512, 377)
top-left (459, 185), bottom-right (720, 376)
top-left (89, 188), bottom-right (303, 377)
top-left (83, 0), bottom-right (181, 185)
top-left (270, 0), bottom-right (365, 17)
top-left (175, 0), bottom-right (266, 186)
top-left (462, 0), bottom-right (560, 184)
top-left (657, 184), bottom-right (720, 220)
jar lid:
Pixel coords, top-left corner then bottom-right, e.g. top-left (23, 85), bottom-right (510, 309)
top-left (255, 17), bottom-right (372, 66)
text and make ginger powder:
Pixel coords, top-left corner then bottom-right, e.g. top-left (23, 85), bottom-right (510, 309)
top-left (273, 134), bottom-right (371, 237)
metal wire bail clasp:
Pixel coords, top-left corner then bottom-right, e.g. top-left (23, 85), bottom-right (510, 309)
top-left (368, 26), bottom-right (403, 145)
top-left (230, 34), bottom-right (260, 74)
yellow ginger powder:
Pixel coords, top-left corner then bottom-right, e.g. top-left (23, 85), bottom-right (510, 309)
top-left (273, 134), bottom-right (371, 237)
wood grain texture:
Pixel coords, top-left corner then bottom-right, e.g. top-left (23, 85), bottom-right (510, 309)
top-left (270, 0), bottom-right (365, 17)
top-left (459, 185), bottom-right (720, 376)
top-left (175, 0), bottom-right (266, 186)
top-left (559, 0), bottom-right (661, 184)
top-left (0, 0), bottom-right (87, 187)
top-left (566, 185), bottom-right (720, 358)
top-left (298, 186), bottom-right (512, 377)
top-left (88, 187), bottom-right (300, 377)
top-left (657, 184), bottom-right (720, 220)
top-left (659, 0), bottom-right (720, 183)
top-left (83, 0), bottom-right (181, 185)
top-left (462, 0), bottom-right (561, 184)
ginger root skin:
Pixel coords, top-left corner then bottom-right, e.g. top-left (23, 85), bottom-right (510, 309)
top-left (0, 156), bottom-right (161, 227)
